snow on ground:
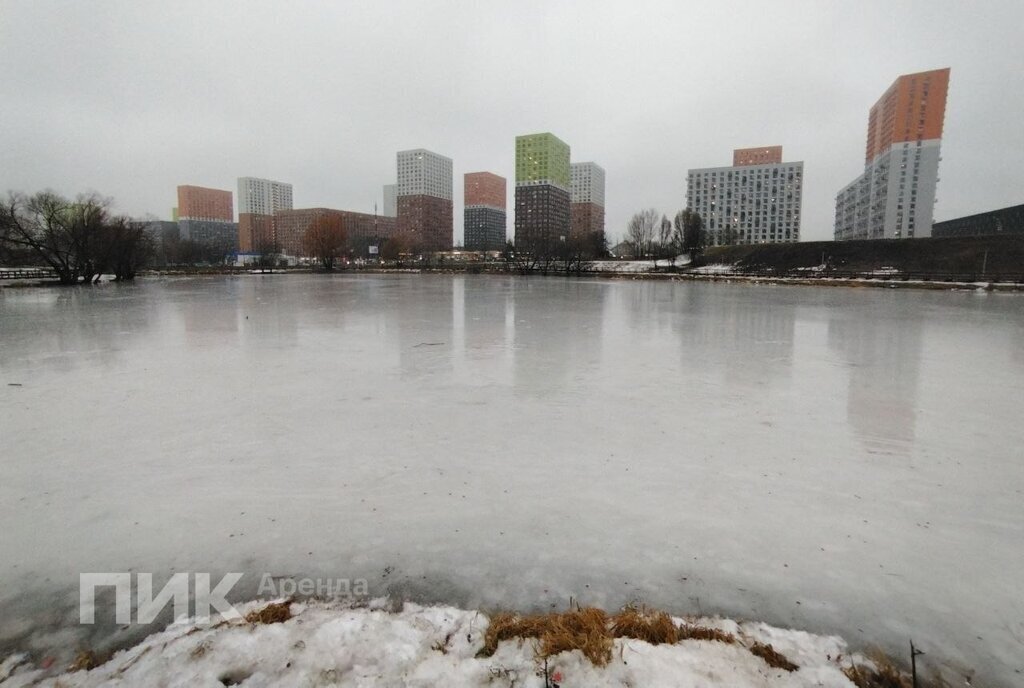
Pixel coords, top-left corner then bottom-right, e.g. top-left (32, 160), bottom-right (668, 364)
top-left (590, 257), bottom-right (689, 272)
top-left (687, 263), bottom-right (737, 274)
top-left (0, 600), bottom-right (864, 688)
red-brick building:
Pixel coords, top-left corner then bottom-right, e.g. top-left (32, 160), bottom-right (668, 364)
top-left (177, 185), bottom-right (233, 221)
top-left (570, 202), bottom-right (605, 238)
top-left (396, 195), bottom-right (453, 252)
top-left (238, 214), bottom-right (276, 253)
top-left (273, 208), bottom-right (397, 258)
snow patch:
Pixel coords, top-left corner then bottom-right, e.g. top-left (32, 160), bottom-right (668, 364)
top-left (689, 263), bottom-right (737, 274)
top-left (0, 600), bottom-right (866, 687)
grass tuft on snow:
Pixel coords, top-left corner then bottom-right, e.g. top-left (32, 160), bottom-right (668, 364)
top-left (244, 600), bottom-right (292, 625)
top-left (842, 655), bottom-right (912, 688)
top-left (750, 641), bottom-right (799, 672)
top-left (68, 650), bottom-right (104, 673)
top-left (481, 607), bottom-right (613, 666)
top-left (609, 606), bottom-right (678, 645)
top-left (481, 605), bottom-right (746, 668)
top-left (677, 622), bottom-right (738, 644)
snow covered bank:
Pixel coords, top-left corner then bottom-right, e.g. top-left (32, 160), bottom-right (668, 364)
top-left (0, 599), bottom-right (906, 687)
top-left (590, 258), bottom-right (690, 273)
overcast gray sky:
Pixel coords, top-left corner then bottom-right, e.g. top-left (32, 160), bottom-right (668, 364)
top-left (2, 0), bottom-right (1022, 244)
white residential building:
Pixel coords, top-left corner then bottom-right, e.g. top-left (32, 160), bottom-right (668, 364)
top-left (686, 148), bottom-right (803, 245)
top-left (237, 177), bottom-right (293, 216)
top-left (570, 162), bottom-right (606, 206)
top-left (396, 149), bottom-right (452, 200)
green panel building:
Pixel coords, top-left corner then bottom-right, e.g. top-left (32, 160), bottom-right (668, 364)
top-left (514, 132), bottom-right (572, 249)
top-left (515, 133), bottom-right (570, 190)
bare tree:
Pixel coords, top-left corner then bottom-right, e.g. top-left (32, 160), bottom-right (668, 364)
top-left (656, 214), bottom-right (674, 268)
top-left (0, 205), bottom-right (13, 265)
top-left (160, 236), bottom-right (230, 266)
top-left (303, 214), bottom-right (347, 271)
top-left (0, 191), bottom-right (148, 283)
top-left (501, 240), bottom-right (516, 272)
top-left (1, 191), bottom-right (80, 283)
top-left (555, 234), bottom-right (602, 274)
top-left (254, 232), bottom-right (282, 272)
top-left (625, 208), bottom-right (658, 260)
top-left (103, 218), bottom-right (153, 281)
top-left (584, 230), bottom-right (609, 259)
top-left (674, 209), bottom-right (706, 266)
top-left (382, 231), bottom-right (423, 266)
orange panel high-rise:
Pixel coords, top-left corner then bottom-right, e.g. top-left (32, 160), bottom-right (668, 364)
top-left (835, 68), bottom-right (950, 240)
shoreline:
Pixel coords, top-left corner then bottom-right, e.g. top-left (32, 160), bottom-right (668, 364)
top-left (0, 598), bottom-right (955, 688)
top-left (4, 266), bottom-right (1023, 293)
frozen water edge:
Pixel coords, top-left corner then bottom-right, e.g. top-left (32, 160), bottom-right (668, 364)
top-left (1, 599), bottom-right (872, 687)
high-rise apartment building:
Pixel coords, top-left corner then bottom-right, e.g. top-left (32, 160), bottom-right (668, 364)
top-left (463, 172), bottom-right (506, 251)
top-left (686, 146), bottom-right (804, 245)
top-left (570, 162), bottom-right (605, 238)
top-left (382, 184), bottom-right (397, 217)
top-left (834, 68), bottom-right (951, 241)
top-left (237, 177), bottom-right (293, 252)
top-left (176, 185), bottom-right (237, 252)
top-left (514, 133), bottom-right (571, 250)
top-left (395, 149), bottom-right (453, 252)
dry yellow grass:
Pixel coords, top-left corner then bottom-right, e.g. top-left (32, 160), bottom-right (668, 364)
top-left (540, 608), bottom-right (613, 666)
top-left (245, 600), bottom-right (292, 625)
top-left (482, 608), bottom-right (612, 666)
top-left (677, 623), bottom-right (737, 644)
top-left (842, 658), bottom-right (912, 688)
top-left (482, 606), bottom-right (742, 667)
top-left (69, 650), bottom-right (103, 672)
top-left (482, 612), bottom-right (548, 652)
top-left (749, 641), bottom-right (798, 672)
top-left (610, 606), bottom-right (678, 645)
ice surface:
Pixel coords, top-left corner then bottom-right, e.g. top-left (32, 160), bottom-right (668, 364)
top-left (0, 274), bottom-right (1022, 685)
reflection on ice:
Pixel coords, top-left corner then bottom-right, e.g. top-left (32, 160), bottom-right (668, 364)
top-left (828, 307), bottom-right (922, 455)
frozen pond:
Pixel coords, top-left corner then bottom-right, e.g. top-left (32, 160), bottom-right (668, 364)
top-left (1, 274), bottom-right (1022, 684)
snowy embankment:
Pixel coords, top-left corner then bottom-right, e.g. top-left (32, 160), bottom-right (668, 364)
top-left (0, 599), bottom-right (894, 687)
top-left (590, 257), bottom-right (691, 273)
